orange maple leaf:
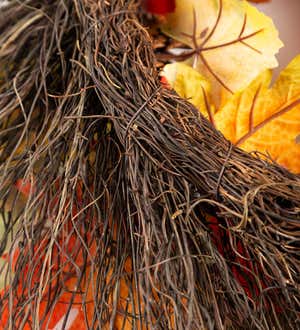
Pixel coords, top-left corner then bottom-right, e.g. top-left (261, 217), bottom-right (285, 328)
top-left (214, 55), bottom-right (300, 173)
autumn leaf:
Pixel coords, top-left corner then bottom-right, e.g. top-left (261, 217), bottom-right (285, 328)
top-left (162, 54), bottom-right (300, 173)
top-left (248, 0), bottom-right (270, 3)
top-left (160, 0), bottom-right (283, 101)
top-left (144, 0), bottom-right (176, 15)
top-left (162, 62), bottom-right (215, 120)
top-left (214, 55), bottom-right (300, 173)
top-left (0, 214), bottom-right (10, 291)
top-left (0, 245), bottom-right (97, 330)
top-left (0, 232), bottom-right (147, 330)
top-left (0, 181), bottom-right (144, 330)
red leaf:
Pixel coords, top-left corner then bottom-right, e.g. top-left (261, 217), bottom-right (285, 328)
top-left (160, 75), bottom-right (172, 89)
top-left (15, 178), bottom-right (35, 197)
top-left (144, 0), bottom-right (176, 15)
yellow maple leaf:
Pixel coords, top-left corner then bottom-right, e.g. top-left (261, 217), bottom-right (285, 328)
top-left (160, 0), bottom-right (283, 101)
top-left (214, 55), bottom-right (300, 173)
top-left (162, 62), bottom-right (215, 119)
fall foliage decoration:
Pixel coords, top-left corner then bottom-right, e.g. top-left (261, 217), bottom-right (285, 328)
top-left (162, 58), bottom-right (300, 173)
top-left (248, 0), bottom-right (270, 3)
top-left (143, 0), bottom-right (176, 15)
top-left (0, 0), bottom-right (299, 329)
top-left (160, 0), bottom-right (283, 97)
top-left (215, 57), bottom-right (300, 173)
top-left (160, 0), bottom-right (299, 174)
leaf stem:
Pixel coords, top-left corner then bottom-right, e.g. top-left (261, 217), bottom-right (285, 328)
top-left (248, 84), bottom-right (262, 133)
top-left (199, 53), bottom-right (233, 94)
top-left (200, 29), bottom-right (263, 52)
top-left (235, 97), bottom-right (300, 147)
top-left (199, 0), bottom-right (223, 49)
top-left (201, 86), bottom-right (215, 127)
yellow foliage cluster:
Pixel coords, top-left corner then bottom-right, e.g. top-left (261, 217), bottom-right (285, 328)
top-left (161, 0), bottom-right (300, 173)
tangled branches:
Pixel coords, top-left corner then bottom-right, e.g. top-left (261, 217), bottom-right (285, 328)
top-left (0, 1), bottom-right (299, 329)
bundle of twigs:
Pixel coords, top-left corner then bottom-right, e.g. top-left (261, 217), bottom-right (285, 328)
top-left (0, 1), bottom-right (299, 329)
